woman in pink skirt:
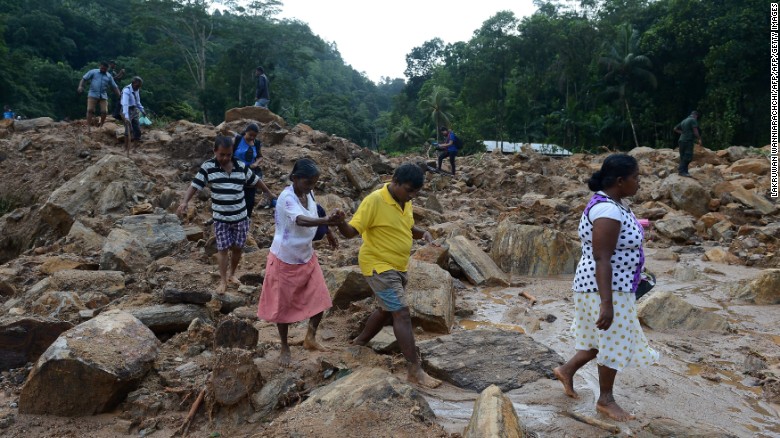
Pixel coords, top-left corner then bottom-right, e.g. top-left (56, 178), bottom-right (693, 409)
top-left (257, 158), bottom-right (344, 366)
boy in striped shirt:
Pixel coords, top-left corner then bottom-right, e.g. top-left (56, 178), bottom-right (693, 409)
top-left (177, 135), bottom-right (275, 294)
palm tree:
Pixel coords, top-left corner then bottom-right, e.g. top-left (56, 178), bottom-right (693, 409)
top-left (418, 85), bottom-right (454, 142)
top-left (390, 116), bottom-right (423, 151)
top-left (600, 24), bottom-right (657, 149)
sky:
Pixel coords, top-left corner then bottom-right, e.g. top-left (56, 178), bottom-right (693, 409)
top-left (276, 0), bottom-right (538, 83)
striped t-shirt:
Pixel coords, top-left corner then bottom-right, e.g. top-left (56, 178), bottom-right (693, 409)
top-left (191, 158), bottom-right (259, 223)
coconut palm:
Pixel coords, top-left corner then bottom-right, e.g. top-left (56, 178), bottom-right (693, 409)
top-left (600, 24), bottom-right (657, 149)
top-left (390, 116), bottom-right (424, 151)
top-left (418, 85), bottom-right (454, 142)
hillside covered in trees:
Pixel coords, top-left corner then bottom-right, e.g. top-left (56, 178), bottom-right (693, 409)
top-left (0, 0), bottom-right (769, 153)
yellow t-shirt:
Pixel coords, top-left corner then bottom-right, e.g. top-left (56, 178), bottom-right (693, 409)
top-left (349, 183), bottom-right (414, 275)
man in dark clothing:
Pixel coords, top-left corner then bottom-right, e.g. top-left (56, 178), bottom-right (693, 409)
top-left (254, 66), bottom-right (270, 108)
top-left (673, 111), bottom-right (701, 177)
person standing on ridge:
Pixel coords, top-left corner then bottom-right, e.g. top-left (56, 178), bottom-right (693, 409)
top-left (673, 110), bottom-right (701, 177)
top-left (77, 61), bottom-right (120, 132)
top-left (255, 66), bottom-right (270, 108)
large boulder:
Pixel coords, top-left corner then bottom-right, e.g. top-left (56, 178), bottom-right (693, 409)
top-left (19, 310), bottom-right (160, 416)
top-left (324, 266), bottom-right (373, 308)
top-left (449, 235), bottom-right (508, 286)
top-left (463, 385), bottom-right (528, 438)
top-left (40, 155), bottom-right (150, 235)
top-left (727, 157), bottom-right (770, 175)
top-left (100, 228), bottom-right (153, 273)
top-left (269, 368), bottom-right (439, 437)
top-left (343, 158), bottom-right (379, 192)
top-left (419, 329), bottom-right (563, 392)
top-left (490, 221), bottom-right (580, 276)
top-left (637, 292), bottom-right (730, 331)
top-left (64, 220), bottom-right (105, 254)
top-left (0, 316), bottom-right (73, 371)
top-left (654, 215), bottom-right (696, 243)
top-left (129, 304), bottom-right (212, 335)
top-left (118, 214), bottom-right (187, 258)
top-left (224, 106), bottom-right (285, 126)
top-left (406, 260), bottom-right (455, 333)
top-left (730, 187), bottom-right (778, 215)
top-left (660, 175), bottom-right (710, 218)
top-left (732, 269), bottom-right (780, 305)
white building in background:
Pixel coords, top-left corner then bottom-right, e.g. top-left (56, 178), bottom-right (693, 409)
top-left (482, 141), bottom-right (572, 157)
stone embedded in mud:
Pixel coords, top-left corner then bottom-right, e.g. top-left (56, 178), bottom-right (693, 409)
top-left (419, 329), bottom-right (563, 392)
top-left (64, 220), bottom-right (105, 254)
top-left (489, 221), bottom-right (580, 277)
top-left (250, 372), bottom-right (303, 420)
top-left (19, 310), bottom-right (159, 416)
top-left (324, 265), bottom-right (373, 308)
top-left (118, 213), bottom-right (187, 258)
top-left (729, 186), bottom-right (778, 215)
top-left (223, 106), bottom-right (285, 126)
top-left (732, 269), bottom-right (780, 305)
top-left (214, 317), bottom-right (258, 350)
top-left (654, 215), bottom-right (696, 243)
top-left (406, 259), bottom-right (455, 333)
top-left (162, 287), bottom-right (212, 305)
top-left (463, 384), bottom-right (528, 438)
top-left (343, 158), bottom-right (379, 192)
top-left (100, 228), bottom-right (153, 273)
top-left (129, 304), bottom-right (212, 335)
top-left (637, 291), bottom-right (730, 332)
top-left (367, 326), bottom-right (399, 354)
top-left (660, 175), bottom-right (711, 218)
top-left (0, 316), bottom-right (73, 371)
top-left (411, 243), bottom-right (450, 269)
top-left (449, 235), bottom-right (508, 286)
top-left (727, 157), bottom-right (770, 176)
top-left (292, 368), bottom-right (436, 430)
top-left (702, 248), bottom-right (741, 265)
top-left (211, 348), bottom-right (260, 406)
top-left (41, 154), bottom-right (150, 235)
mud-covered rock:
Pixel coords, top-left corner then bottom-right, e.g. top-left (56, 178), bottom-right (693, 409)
top-left (449, 235), bottom-right (508, 286)
top-left (406, 259), bottom-right (455, 333)
top-left (100, 228), bottom-right (153, 273)
top-left (732, 269), bottom-right (780, 305)
top-left (19, 310), bottom-right (159, 416)
top-left (637, 291), bottom-right (730, 331)
top-left (463, 384), bottom-right (528, 438)
top-left (490, 221), bottom-right (579, 276)
top-left (419, 329), bottom-right (563, 392)
top-left (0, 316), bottom-right (73, 370)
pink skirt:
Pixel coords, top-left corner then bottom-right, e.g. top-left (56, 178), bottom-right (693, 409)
top-left (257, 252), bottom-right (332, 323)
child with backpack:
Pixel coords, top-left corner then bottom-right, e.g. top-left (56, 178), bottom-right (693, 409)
top-left (436, 126), bottom-right (461, 175)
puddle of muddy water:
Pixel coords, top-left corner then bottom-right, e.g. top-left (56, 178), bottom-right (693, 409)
top-left (435, 266), bottom-right (780, 437)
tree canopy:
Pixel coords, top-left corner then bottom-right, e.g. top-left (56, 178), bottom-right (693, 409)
top-left (0, 0), bottom-right (768, 153)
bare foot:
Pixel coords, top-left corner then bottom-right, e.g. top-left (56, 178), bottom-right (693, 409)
top-left (596, 399), bottom-right (635, 422)
top-left (303, 336), bottom-right (329, 352)
top-left (228, 275), bottom-right (242, 287)
top-left (553, 366), bottom-right (579, 399)
top-left (350, 337), bottom-right (367, 346)
top-left (408, 365), bottom-right (441, 389)
top-left (215, 283), bottom-right (227, 295)
top-left (278, 345), bottom-right (291, 367)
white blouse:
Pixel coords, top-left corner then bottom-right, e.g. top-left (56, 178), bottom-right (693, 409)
top-left (269, 185), bottom-right (318, 264)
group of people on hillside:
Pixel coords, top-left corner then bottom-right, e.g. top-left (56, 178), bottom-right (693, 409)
top-left (76, 62), bottom-right (272, 156)
top-left (78, 60), bottom-right (145, 156)
top-left (173, 120), bottom-right (661, 418)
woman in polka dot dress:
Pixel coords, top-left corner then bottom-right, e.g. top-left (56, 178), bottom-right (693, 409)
top-left (553, 154), bottom-right (659, 421)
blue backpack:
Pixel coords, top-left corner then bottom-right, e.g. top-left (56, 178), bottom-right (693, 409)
top-left (452, 133), bottom-right (463, 150)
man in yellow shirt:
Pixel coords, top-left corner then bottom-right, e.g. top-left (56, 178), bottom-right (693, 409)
top-left (336, 163), bottom-right (441, 388)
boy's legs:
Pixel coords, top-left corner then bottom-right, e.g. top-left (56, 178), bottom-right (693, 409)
top-left (448, 151), bottom-right (457, 175)
top-left (213, 219), bottom-right (249, 293)
top-left (437, 151), bottom-right (447, 170)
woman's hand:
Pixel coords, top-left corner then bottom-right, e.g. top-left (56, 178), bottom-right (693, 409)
top-left (596, 301), bottom-right (614, 331)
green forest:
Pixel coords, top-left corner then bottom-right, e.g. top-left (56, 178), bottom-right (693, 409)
top-left (0, 0), bottom-right (770, 153)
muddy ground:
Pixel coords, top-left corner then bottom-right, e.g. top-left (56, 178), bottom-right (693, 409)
top-left (0, 117), bottom-right (778, 437)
